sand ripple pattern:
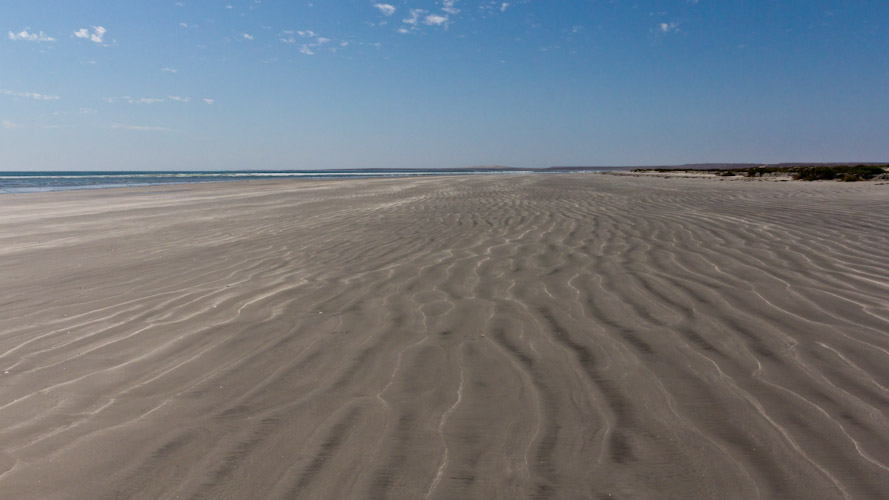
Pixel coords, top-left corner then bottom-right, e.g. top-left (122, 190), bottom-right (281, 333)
top-left (1, 175), bottom-right (889, 499)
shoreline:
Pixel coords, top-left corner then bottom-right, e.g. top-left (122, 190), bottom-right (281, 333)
top-left (0, 169), bottom-right (593, 195)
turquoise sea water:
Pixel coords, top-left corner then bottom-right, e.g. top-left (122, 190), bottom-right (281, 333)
top-left (0, 169), bottom-right (548, 194)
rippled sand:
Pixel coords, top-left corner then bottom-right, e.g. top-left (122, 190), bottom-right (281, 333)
top-left (1, 175), bottom-right (888, 499)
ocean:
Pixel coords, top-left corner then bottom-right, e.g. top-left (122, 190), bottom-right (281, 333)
top-left (0, 169), bottom-right (547, 194)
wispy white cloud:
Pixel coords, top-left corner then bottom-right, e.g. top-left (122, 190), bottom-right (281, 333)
top-left (74, 26), bottom-right (107, 43)
top-left (424, 14), bottom-right (449, 26)
top-left (480, 1), bottom-right (509, 15)
top-left (282, 29), bottom-right (338, 55)
top-left (373, 3), bottom-right (396, 16)
top-left (442, 0), bottom-right (459, 15)
top-left (402, 5), bottom-right (453, 30)
top-left (7, 29), bottom-right (55, 42)
top-left (1, 89), bottom-right (60, 100)
top-left (403, 9), bottom-right (426, 26)
top-left (112, 123), bottom-right (179, 132)
top-left (105, 96), bottom-right (165, 104)
top-left (203, 98), bottom-right (215, 104)
top-left (2, 120), bottom-right (21, 130)
top-left (52, 107), bottom-right (98, 116)
top-left (242, 33), bottom-right (254, 40)
top-left (131, 97), bottom-right (165, 104)
top-left (162, 67), bottom-right (177, 73)
top-left (658, 22), bottom-right (680, 33)
top-left (52, 108), bottom-right (98, 116)
top-left (106, 96), bottom-right (196, 104)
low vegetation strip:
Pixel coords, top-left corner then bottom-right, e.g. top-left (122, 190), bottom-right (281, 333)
top-left (634, 164), bottom-right (889, 181)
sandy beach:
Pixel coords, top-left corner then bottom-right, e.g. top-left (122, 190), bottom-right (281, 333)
top-left (1, 174), bottom-right (889, 499)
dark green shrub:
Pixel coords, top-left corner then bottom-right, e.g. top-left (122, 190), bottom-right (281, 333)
top-left (794, 167), bottom-right (837, 181)
top-left (847, 165), bottom-right (886, 179)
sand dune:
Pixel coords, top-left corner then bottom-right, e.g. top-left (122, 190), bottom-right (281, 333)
top-left (1, 174), bottom-right (889, 499)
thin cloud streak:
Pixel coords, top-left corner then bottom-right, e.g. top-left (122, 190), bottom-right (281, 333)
top-left (1, 89), bottom-right (60, 100)
top-left (112, 123), bottom-right (179, 132)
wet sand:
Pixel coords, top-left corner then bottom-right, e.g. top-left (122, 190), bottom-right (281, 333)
top-left (1, 174), bottom-right (888, 499)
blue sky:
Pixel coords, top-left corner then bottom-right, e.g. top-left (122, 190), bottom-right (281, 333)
top-left (1, 1), bottom-right (888, 170)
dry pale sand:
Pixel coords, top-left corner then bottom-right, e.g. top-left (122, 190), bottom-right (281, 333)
top-left (1, 174), bottom-right (889, 500)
